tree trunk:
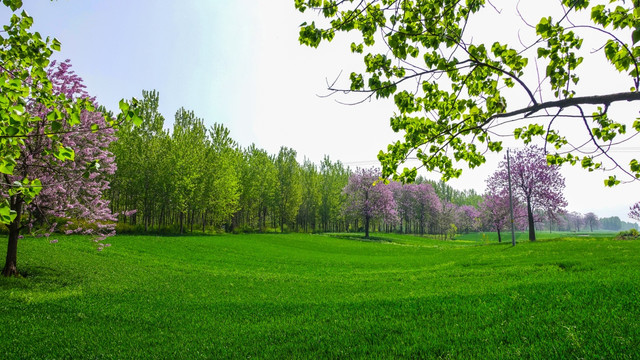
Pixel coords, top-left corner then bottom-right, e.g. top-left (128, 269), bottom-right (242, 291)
top-left (364, 216), bottom-right (370, 239)
top-left (2, 197), bottom-right (23, 277)
top-left (527, 198), bottom-right (536, 241)
top-left (497, 227), bottom-right (502, 243)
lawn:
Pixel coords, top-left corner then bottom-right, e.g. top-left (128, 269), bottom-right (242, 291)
top-left (0, 233), bottom-right (638, 359)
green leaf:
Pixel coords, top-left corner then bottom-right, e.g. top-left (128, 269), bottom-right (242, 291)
top-left (0, 157), bottom-right (16, 174)
top-left (604, 176), bottom-right (620, 187)
top-left (0, 200), bottom-right (17, 224)
top-left (633, 28), bottom-right (640, 44)
top-left (68, 112), bottom-right (81, 126)
top-left (119, 99), bottom-right (129, 113)
top-left (51, 38), bottom-right (61, 51)
top-left (50, 120), bottom-right (62, 133)
top-left (132, 114), bottom-right (143, 127)
top-left (2, 0), bottom-right (23, 11)
top-left (5, 126), bottom-right (19, 136)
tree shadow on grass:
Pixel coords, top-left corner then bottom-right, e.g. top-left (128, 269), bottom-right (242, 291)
top-left (326, 233), bottom-right (396, 244)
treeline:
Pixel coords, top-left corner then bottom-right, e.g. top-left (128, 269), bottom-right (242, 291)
top-left (538, 213), bottom-right (639, 232)
top-left (108, 91), bottom-right (485, 235)
top-left (108, 90), bottom-right (351, 234)
top-left (111, 91), bottom-right (637, 238)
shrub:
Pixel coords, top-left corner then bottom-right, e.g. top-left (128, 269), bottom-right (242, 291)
top-left (615, 228), bottom-right (639, 240)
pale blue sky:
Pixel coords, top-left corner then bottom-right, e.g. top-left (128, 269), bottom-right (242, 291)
top-left (3, 1), bottom-right (639, 222)
top-left (9, 1), bottom-right (261, 147)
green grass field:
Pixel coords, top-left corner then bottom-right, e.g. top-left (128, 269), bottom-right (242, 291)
top-left (1, 233), bottom-right (638, 359)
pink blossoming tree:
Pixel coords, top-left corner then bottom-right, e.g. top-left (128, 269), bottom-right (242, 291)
top-left (392, 182), bottom-right (440, 235)
top-left (488, 146), bottom-right (567, 241)
top-left (342, 168), bottom-right (397, 238)
top-left (1, 60), bottom-right (118, 276)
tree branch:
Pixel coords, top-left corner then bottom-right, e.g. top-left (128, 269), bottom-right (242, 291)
top-left (492, 92), bottom-right (640, 120)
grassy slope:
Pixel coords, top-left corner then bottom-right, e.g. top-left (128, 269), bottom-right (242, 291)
top-left (0, 233), bottom-right (638, 359)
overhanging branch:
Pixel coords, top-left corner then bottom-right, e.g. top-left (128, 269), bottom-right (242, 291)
top-left (493, 92), bottom-right (640, 120)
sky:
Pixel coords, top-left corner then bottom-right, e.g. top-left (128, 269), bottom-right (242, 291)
top-left (4, 0), bottom-right (640, 223)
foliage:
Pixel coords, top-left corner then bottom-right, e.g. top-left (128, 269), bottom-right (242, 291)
top-left (1, 233), bottom-right (638, 358)
top-left (318, 156), bottom-right (350, 232)
top-left (297, 158), bottom-right (321, 232)
top-left (296, 0), bottom-right (640, 185)
top-left (274, 147), bottom-right (303, 232)
top-left (236, 145), bottom-right (278, 231)
top-left (426, 179), bottom-right (482, 207)
top-left (597, 215), bottom-right (638, 231)
top-left (616, 228), bottom-right (639, 239)
top-left (447, 223), bottom-right (457, 240)
top-left (110, 95), bottom-right (239, 234)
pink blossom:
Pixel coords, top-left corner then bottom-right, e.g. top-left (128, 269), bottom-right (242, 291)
top-left (630, 202), bottom-right (640, 222)
top-left (486, 146), bottom-right (567, 241)
top-left (342, 167), bottom-right (397, 238)
top-left (3, 60), bottom-right (119, 244)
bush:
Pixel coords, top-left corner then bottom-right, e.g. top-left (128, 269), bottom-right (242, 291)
top-left (615, 228), bottom-right (639, 240)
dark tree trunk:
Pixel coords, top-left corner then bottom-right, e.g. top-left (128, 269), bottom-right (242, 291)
top-left (497, 227), bottom-right (502, 243)
top-left (179, 212), bottom-right (184, 234)
top-left (2, 197), bottom-right (23, 277)
top-left (190, 210), bottom-right (194, 233)
top-left (364, 216), bottom-right (370, 239)
top-left (527, 198), bottom-right (536, 241)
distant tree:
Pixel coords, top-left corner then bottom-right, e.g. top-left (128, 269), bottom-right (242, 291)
top-left (343, 168), bottom-right (397, 238)
top-left (202, 124), bottom-right (240, 231)
top-left (318, 156), bottom-right (350, 232)
top-left (297, 158), bottom-right (321, 232)
top-left (390, 182), bottom-right (441, 235)
top-left (630, 202), bottom-right (640, 222)
top-left (479, 189), bottom-right (527, 243)
top-left (479, 193), bottom-right (510, 243)
top-left (170, 108), bottom-right (208, 233)
top-left (584, 212), bottom-right (599, 232)
top-left (109, 90), bottom-right (169, 231)
top-left (489, 146), bottom-right (567, 241)
top-left (275, 147), bottom-right (302, 232)
top-left (600, 216), bottom-right (623, 231)
top-left (427, 179), bottom-right (482, 207)
top-left (236, 145), bottom-right (277, 231)
top-left (568, 212), bottom-right (584, 232)
top-left (437, 202), bottom-right (458, 240)
top-left (457, 205), bottom-right (481, 234)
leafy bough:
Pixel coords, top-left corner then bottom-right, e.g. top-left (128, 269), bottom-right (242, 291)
top-left (296, 0), bottom-right (640, 185)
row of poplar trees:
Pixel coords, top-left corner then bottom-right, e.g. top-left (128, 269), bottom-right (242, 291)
top-left (108, 90), bottom-right (350, 234)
